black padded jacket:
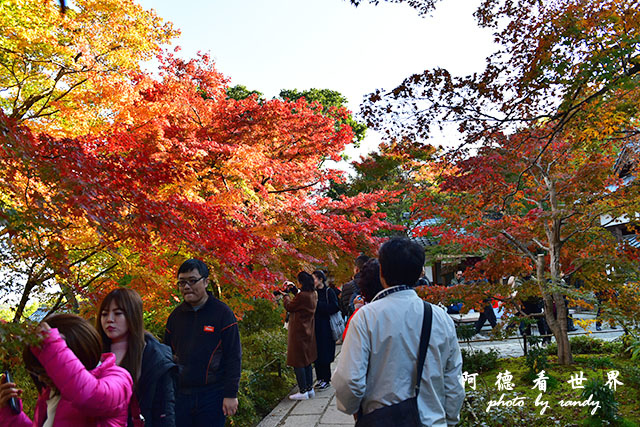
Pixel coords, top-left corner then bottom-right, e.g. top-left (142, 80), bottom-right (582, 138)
top-left (164, 292), bottom-right (242, 398)
top-left (135, 333), bottom-right (177, 427)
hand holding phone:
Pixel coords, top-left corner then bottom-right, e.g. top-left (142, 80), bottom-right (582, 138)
top-left (1, 371), bottom-right (21, 414)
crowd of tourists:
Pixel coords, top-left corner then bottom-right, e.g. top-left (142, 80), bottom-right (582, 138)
top-left (446, 271), bottom-right (586, 341)
top-left (0, 238), bottom-right (467, 427)
top-left (280, 238), bottom-right (465, 426)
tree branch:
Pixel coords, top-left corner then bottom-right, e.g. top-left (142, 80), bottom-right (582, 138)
top-left (267, 181), bottom-right (320, 194)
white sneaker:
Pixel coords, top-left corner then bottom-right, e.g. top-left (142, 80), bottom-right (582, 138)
top-left (307, 389), bottom-right (315, 398)
top-left (472, 333), bottom-right (488, 340)
top-left (289, 391), bottom-right (309, 400)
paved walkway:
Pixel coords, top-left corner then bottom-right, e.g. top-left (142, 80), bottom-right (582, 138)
top-left (257, 345), bottom-right (353, 427)
top-left (257, 312), bottom-right (623, 426)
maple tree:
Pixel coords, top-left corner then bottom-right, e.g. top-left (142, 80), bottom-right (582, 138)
top-left (0, 51), bottom-right (389, 346)
top-left (329, 140), bottom-right (436, 235)
top-left (417, 128), bottom-right (640, 364)
top-left (279, 89), bottom-right (368, 145)
top-left (361, 0), bottom-right (640, 147)
top-left (0, 2), bottom-right (390, 342)
top-left (0, 0), bottom-right (178, 137)
top-left (0, 0), bottom-right (175, 326)
top-left (356, 0), bottom-right (640, 364)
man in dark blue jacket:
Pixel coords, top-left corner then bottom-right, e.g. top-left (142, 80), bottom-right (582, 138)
top-left (164, 259), bottom-right (242, 427)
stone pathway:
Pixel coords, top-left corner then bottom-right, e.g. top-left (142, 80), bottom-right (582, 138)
top-left (257, 345), bottom-right (353, 427)
top-left (257, 312), bottom-right (624, 426)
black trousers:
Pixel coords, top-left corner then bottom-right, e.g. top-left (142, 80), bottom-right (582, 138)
top-left (314, 362), bottom-right (331, 383)
top-left (475, 303), bottom-right (497, 333)
top-left (294, 365), bottom-right (313, 392)
top-left (520, 300), bottom-right (550, 341)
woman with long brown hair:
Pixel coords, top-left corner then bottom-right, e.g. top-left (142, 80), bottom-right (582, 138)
top-left (280, 272), bottom-right (318, 400)
top-left (97, 288), bottom-right (177, 426)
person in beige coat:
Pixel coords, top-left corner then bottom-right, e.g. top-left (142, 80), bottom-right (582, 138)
top-left (281, 271), bottom-right (318, 400)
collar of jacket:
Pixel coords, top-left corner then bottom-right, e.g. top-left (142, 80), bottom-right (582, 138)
top-left (177, 291), bottom-right (215, 312)
top-left (371, 285), bottom-right (414, 303)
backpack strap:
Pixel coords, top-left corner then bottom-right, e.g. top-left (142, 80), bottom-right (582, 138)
top-left (415, 301), bottom-right (432, 395)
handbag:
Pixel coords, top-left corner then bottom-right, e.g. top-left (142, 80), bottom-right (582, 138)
top-left (355, 301), bottom-right (433, 427)
top-left (326, 289), bottom-right (345, 341)
top-left (329, 311), bottom-right (345, 341)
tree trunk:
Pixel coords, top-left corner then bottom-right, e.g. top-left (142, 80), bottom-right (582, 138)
top-left (60, 284), bottom-right (79, 313)
top-left (552, 292), bottom-right (572, 365)
top-left (13, 280), bottom-right (37, 322)
top-left (538, 253), bottom-right (573, 365)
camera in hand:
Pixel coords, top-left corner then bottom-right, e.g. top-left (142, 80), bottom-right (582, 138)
top-left (416, 277), bottom-right (431, 287)
top-left (273, 281), bottom-right (298, 296)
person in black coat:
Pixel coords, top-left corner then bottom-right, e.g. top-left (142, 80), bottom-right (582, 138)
top-left (138, 333), bottom-right (178, 426)
top-left (98, 288), bottom-right (177, 426)
top-left (339, 255), bottom-right (370, 319)
top-left (312, 270), bottom-right (340, 390)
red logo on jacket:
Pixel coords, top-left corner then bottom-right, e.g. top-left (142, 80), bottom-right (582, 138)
top-left (203, 325), bottom-right (215, 333)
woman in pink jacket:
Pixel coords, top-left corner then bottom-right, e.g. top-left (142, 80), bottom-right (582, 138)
top-left (0, 313), bottom-right (133, 427)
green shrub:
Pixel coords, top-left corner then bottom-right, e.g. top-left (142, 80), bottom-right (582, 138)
top-left (582, 418), bottom-right (638, 427)
top-left (582, 377), bottom-right (618, 423)
top-left (242, 328), bottom-right (289, 372)
top-left (625, 336), bottom-right (640, 361)
top-left (459, 389), bottom-right (542, 425)
top-left (461, 348), bottom-right (499, 374)
top-left (599, 340), bottom-right (623, 354)
top-left (238, 298), bottom-right (286, 335)
top-left (230, 305), bottom-right (295, 427)
top-left (547, 335), bottom-right (623, 356)
top-left (525, 346), bottom-right (549, 374)
top-left (456, 324), bottom-right (475, 342)
top-left (569, 336), bottom-right (623, 355)
top-left (233, 367), bottom-right (294, 427)
top-left (571, 335), bottom-right (603, 354)
top-left (573, 356), bottom-right (615, 370)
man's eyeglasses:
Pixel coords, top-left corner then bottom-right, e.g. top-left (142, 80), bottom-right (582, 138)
top-left (177, 277), bottom-right (205, 288)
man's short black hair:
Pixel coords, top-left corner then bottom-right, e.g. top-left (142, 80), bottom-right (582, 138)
top-left (177, 258), bottom-right (210, 278)
top-left (378, 238), bottom-right (425, 287)
top-left (355, 254), bottom-right (370, 271)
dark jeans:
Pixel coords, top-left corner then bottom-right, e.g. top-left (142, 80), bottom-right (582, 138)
top-left (314, 362), bottom-right (331, 383)
top-left (176, 386), bottom-right (225, 427)
top-left (475, 303), bottom-right (497, 334)
top-left (520, 300), bottom-right (550, 342)
top-left (595, 291), bottom-right (618, 328)
top-left (294, 365), bottom-right (313, 393)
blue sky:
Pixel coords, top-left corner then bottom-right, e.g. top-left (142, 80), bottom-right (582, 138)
top-left (137, 0), bottom-right (495, 159)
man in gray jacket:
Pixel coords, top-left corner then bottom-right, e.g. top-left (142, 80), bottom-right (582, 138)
top-left (333, 238), bottom-right (464, 426)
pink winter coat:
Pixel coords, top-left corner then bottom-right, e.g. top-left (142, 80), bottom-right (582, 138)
top-left (0, 328), bottom-right (133, 427)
